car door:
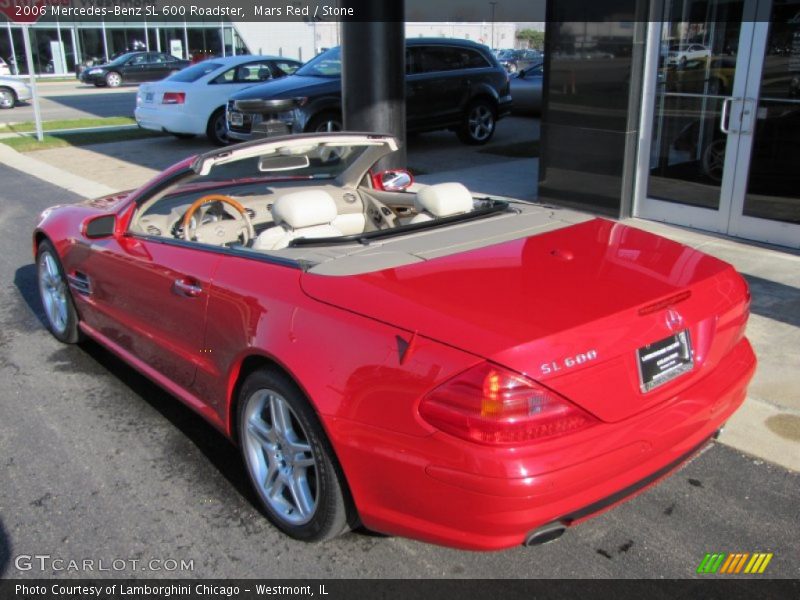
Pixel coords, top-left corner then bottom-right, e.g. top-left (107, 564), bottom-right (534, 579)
top-left (408, 45), bottom-right (470, 129)
top-left (78, 208), bottom-right (222, 390)
top-left (121, 54), bottom-right (148, 83)
top-left (141, 52), bottom-right (169, 81)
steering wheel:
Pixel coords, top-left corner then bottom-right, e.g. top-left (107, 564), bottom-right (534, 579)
top-left (181, 194), bottom-right (255, 245)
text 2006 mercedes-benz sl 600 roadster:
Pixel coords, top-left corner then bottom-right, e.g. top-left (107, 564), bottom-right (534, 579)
top-left (34, 133), bottom-right (755, 550)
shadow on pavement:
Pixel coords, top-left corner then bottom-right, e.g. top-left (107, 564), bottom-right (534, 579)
top-left (40, 91), bottom-right (137, 119)
top-left (14, 264), bottom-right (48, 331)
top-left (12, 263), bottom-right (260, 512)
top-left (743, 274), bottom-right (800, 328)
top-left (0, 517), bottom-right (10, 577)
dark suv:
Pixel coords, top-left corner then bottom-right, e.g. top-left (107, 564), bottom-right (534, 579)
top-left (226, 39), bottom-right (511, 145)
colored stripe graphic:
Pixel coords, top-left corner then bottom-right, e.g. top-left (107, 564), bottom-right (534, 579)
top-left (697, 552), bottom-right (773, 574)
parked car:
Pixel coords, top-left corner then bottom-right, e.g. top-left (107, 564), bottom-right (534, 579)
top-left (226, 39), bottom-right (512, 145)
top-left (79, 52), bottom-right (191, 87)
top-left (510, 63), bottom-right (543, 114)
top-left (659, 56), bottom-right (735, 95)
top-left (0, 57), bottom-right (10, 76)
top-left (0, 75), bottom-right (32, 109)
top-left (497, 48), bottom-right (542, 74)
top-left (135, 55), bottom-right (301, 145)
top-left (34, 132), bottom-right (755, 550)
top-left (665, 44), bottom-right (711, 67)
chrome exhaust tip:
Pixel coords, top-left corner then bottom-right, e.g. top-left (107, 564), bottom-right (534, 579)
top-left (523, 522), bottom-right (567, 547)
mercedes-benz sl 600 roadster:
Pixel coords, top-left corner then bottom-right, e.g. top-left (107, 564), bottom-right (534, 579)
top-left (33, 133), bottom-right (755, 550)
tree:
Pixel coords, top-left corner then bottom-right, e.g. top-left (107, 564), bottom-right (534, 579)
top-left (517, 29), bottom-right (545, 50)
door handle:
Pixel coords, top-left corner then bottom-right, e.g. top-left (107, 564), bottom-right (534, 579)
top-left (720, 97), bottom-right (741, 135)
top-left (173, 278), bottom-right (202, 298)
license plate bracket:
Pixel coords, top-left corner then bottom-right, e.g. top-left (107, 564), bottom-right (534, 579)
top-left (637, 330), bottom-right (693, 393)
top-left (229, 111), bottom-right (244, 127)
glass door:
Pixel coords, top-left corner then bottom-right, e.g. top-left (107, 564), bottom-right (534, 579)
top-left (635, 0), bottom-right (800, 249)
top-left (727, 2), bottom-right (800, 247)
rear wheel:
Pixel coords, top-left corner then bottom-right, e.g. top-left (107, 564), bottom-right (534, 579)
top-left (457, 100), bottom-right (497, 145)
top-left (105, 71), bottom-right (122, 88)
top-left (37, 240), bottom-right (81, 344)
top-left (0, 87), bottom-right (16, 109)
top-left (306, 112), bottom-right (342, 133)
top-left (206, 107), bottom-right (230, 146)
top-left (238, 368), bottom-right (353, 542)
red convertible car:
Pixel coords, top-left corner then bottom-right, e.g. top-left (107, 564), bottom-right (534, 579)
top-left (33, 133), bottom-right (755, 550)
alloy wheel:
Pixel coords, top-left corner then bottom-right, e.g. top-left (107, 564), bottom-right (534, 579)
top-left (38, 251), bottom-right (69, 335)
top-left (106, 72), bottom-right (122, 87)
top-left (467, 104), bottom-right (495, 142)
top-left (242, 389), bottom-right (318, 525)
top-left (0, 89), bottom-right (14, 109)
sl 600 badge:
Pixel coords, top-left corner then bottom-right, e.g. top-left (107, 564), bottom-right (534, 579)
top-left (540, 350), bottom-right (598, 376)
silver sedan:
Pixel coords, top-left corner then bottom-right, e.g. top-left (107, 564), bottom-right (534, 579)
top-left (0, 76), bottom-right (32, 110)
top-left (509, 63), bottom-right (543, 114)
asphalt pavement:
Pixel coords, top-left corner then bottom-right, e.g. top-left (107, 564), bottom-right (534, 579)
top-left (0, 162), bottom-right (797, 579)
top-left (1, 81), bottom-right (136, 124)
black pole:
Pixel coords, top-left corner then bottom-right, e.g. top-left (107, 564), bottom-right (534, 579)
top-left (341, 4), bottom-right (406, 170)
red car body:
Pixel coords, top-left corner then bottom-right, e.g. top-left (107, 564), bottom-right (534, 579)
top-left (33, 137), bottom-right (755, 551)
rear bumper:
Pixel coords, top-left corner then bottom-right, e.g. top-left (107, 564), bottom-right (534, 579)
top-left (328, 338), bottom-right (756, 550)
top-left (134, 106), bottom-right (204, 136)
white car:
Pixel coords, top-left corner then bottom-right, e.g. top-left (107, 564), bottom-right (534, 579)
top-left (0, 75), bottom-right (32, 109)
top-left (666, 44), bottom-right (711, 66)
top-left (135, 55), bottom-right (301, 145)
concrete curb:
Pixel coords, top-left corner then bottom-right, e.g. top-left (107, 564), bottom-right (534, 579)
top-left (0, 142), bottom-right (116, 198)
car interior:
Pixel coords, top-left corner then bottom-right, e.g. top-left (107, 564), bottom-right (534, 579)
top-left (128, 136), bottom-right (592, 275)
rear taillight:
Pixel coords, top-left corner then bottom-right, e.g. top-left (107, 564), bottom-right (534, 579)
top-left (419, 362), bottom-right (597, 445)
top-left (162, 92), bottom-right (185, 105)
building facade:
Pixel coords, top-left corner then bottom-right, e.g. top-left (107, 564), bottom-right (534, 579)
top-left (539, 0), bottom-right (800, 249)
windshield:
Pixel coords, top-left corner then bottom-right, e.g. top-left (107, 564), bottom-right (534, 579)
top-left (167, 62), bottom-right (222, 82)
top-left (109, 53), bottom-right (138, 65)
top-left (295, 47), bottom-right (342, 78)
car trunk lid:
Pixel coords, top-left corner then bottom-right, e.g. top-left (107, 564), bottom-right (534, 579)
top-left (301, 219), bottom-right (750, 422)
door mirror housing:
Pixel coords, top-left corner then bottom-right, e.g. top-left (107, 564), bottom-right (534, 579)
top-left (372, 169), bottom-right (413, 192)
top-left (83, 214), bottom-right (117, 239)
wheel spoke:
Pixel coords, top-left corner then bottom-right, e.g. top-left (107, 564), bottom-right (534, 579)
top-left (288, 471), bottom-right (314, 517)
top-left (269, 395), bottom-right (293, 439)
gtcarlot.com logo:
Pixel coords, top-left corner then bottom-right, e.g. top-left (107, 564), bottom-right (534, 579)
top-left (697, 552), bottom-right (773, 574)
top-left (14, 554), bottom-right (194, 573)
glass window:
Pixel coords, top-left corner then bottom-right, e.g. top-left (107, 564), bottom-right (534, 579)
top-left (295, 46), bottom-right (341, 77)
top-left (273, 60), bottom-right (300, 75)
top-left (168, 61), bottom-right (223, 83)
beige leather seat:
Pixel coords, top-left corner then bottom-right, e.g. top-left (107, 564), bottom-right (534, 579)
top-left (409, 182), bottom-right (474, 224)
top-left (253, 190), bottom-right (343, 250)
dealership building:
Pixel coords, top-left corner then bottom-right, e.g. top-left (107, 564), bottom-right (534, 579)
top-left (1, 3), bottom-right (797, 249)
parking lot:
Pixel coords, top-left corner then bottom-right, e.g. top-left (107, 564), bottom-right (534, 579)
top-left (0, 83), bottom-right (798, 579)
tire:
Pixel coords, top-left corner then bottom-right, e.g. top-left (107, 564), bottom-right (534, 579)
top-left (105, 71), bottom-right (122, 88)
top-left (306, 112), bottom-right (342, 133)
top-left (171, 133), bottom-right (196, 140)
top-left (457, 100), bottom-right (497, 145)
top-left (701, 139), bottom-right (726, 183)
top-left (0, 87), bottom-right (16, 109)
top-left (238, 368), bottom-right (354, 542)
top-left (206, 107), bottom-right (229, 146)
top-left (36, 240), bottom-right (82, 344)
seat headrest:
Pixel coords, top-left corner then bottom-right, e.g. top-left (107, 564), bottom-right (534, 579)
top-left (272, 190), bottom-right (338, 229)
top-left (414, 182), bottom-right (473, 217)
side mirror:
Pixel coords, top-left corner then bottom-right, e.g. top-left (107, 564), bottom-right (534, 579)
top-left (82, 214), bottom-right (116, 239)
top-left (372, 169), bottom-right (413, 192)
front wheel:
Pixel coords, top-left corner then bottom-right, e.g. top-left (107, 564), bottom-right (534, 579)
top-left (238, 369), bottom-right (354, 542)
top-left (0, 87), bottom-right (16, 109)
top-left (105, 71), bottom-right (122, 88)
top-left (306, 112), bottom-right (342, 133)
top-left (457, 100), bottom-right (497, 145)
top-left (37, 240), bottom-right (82, 344)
